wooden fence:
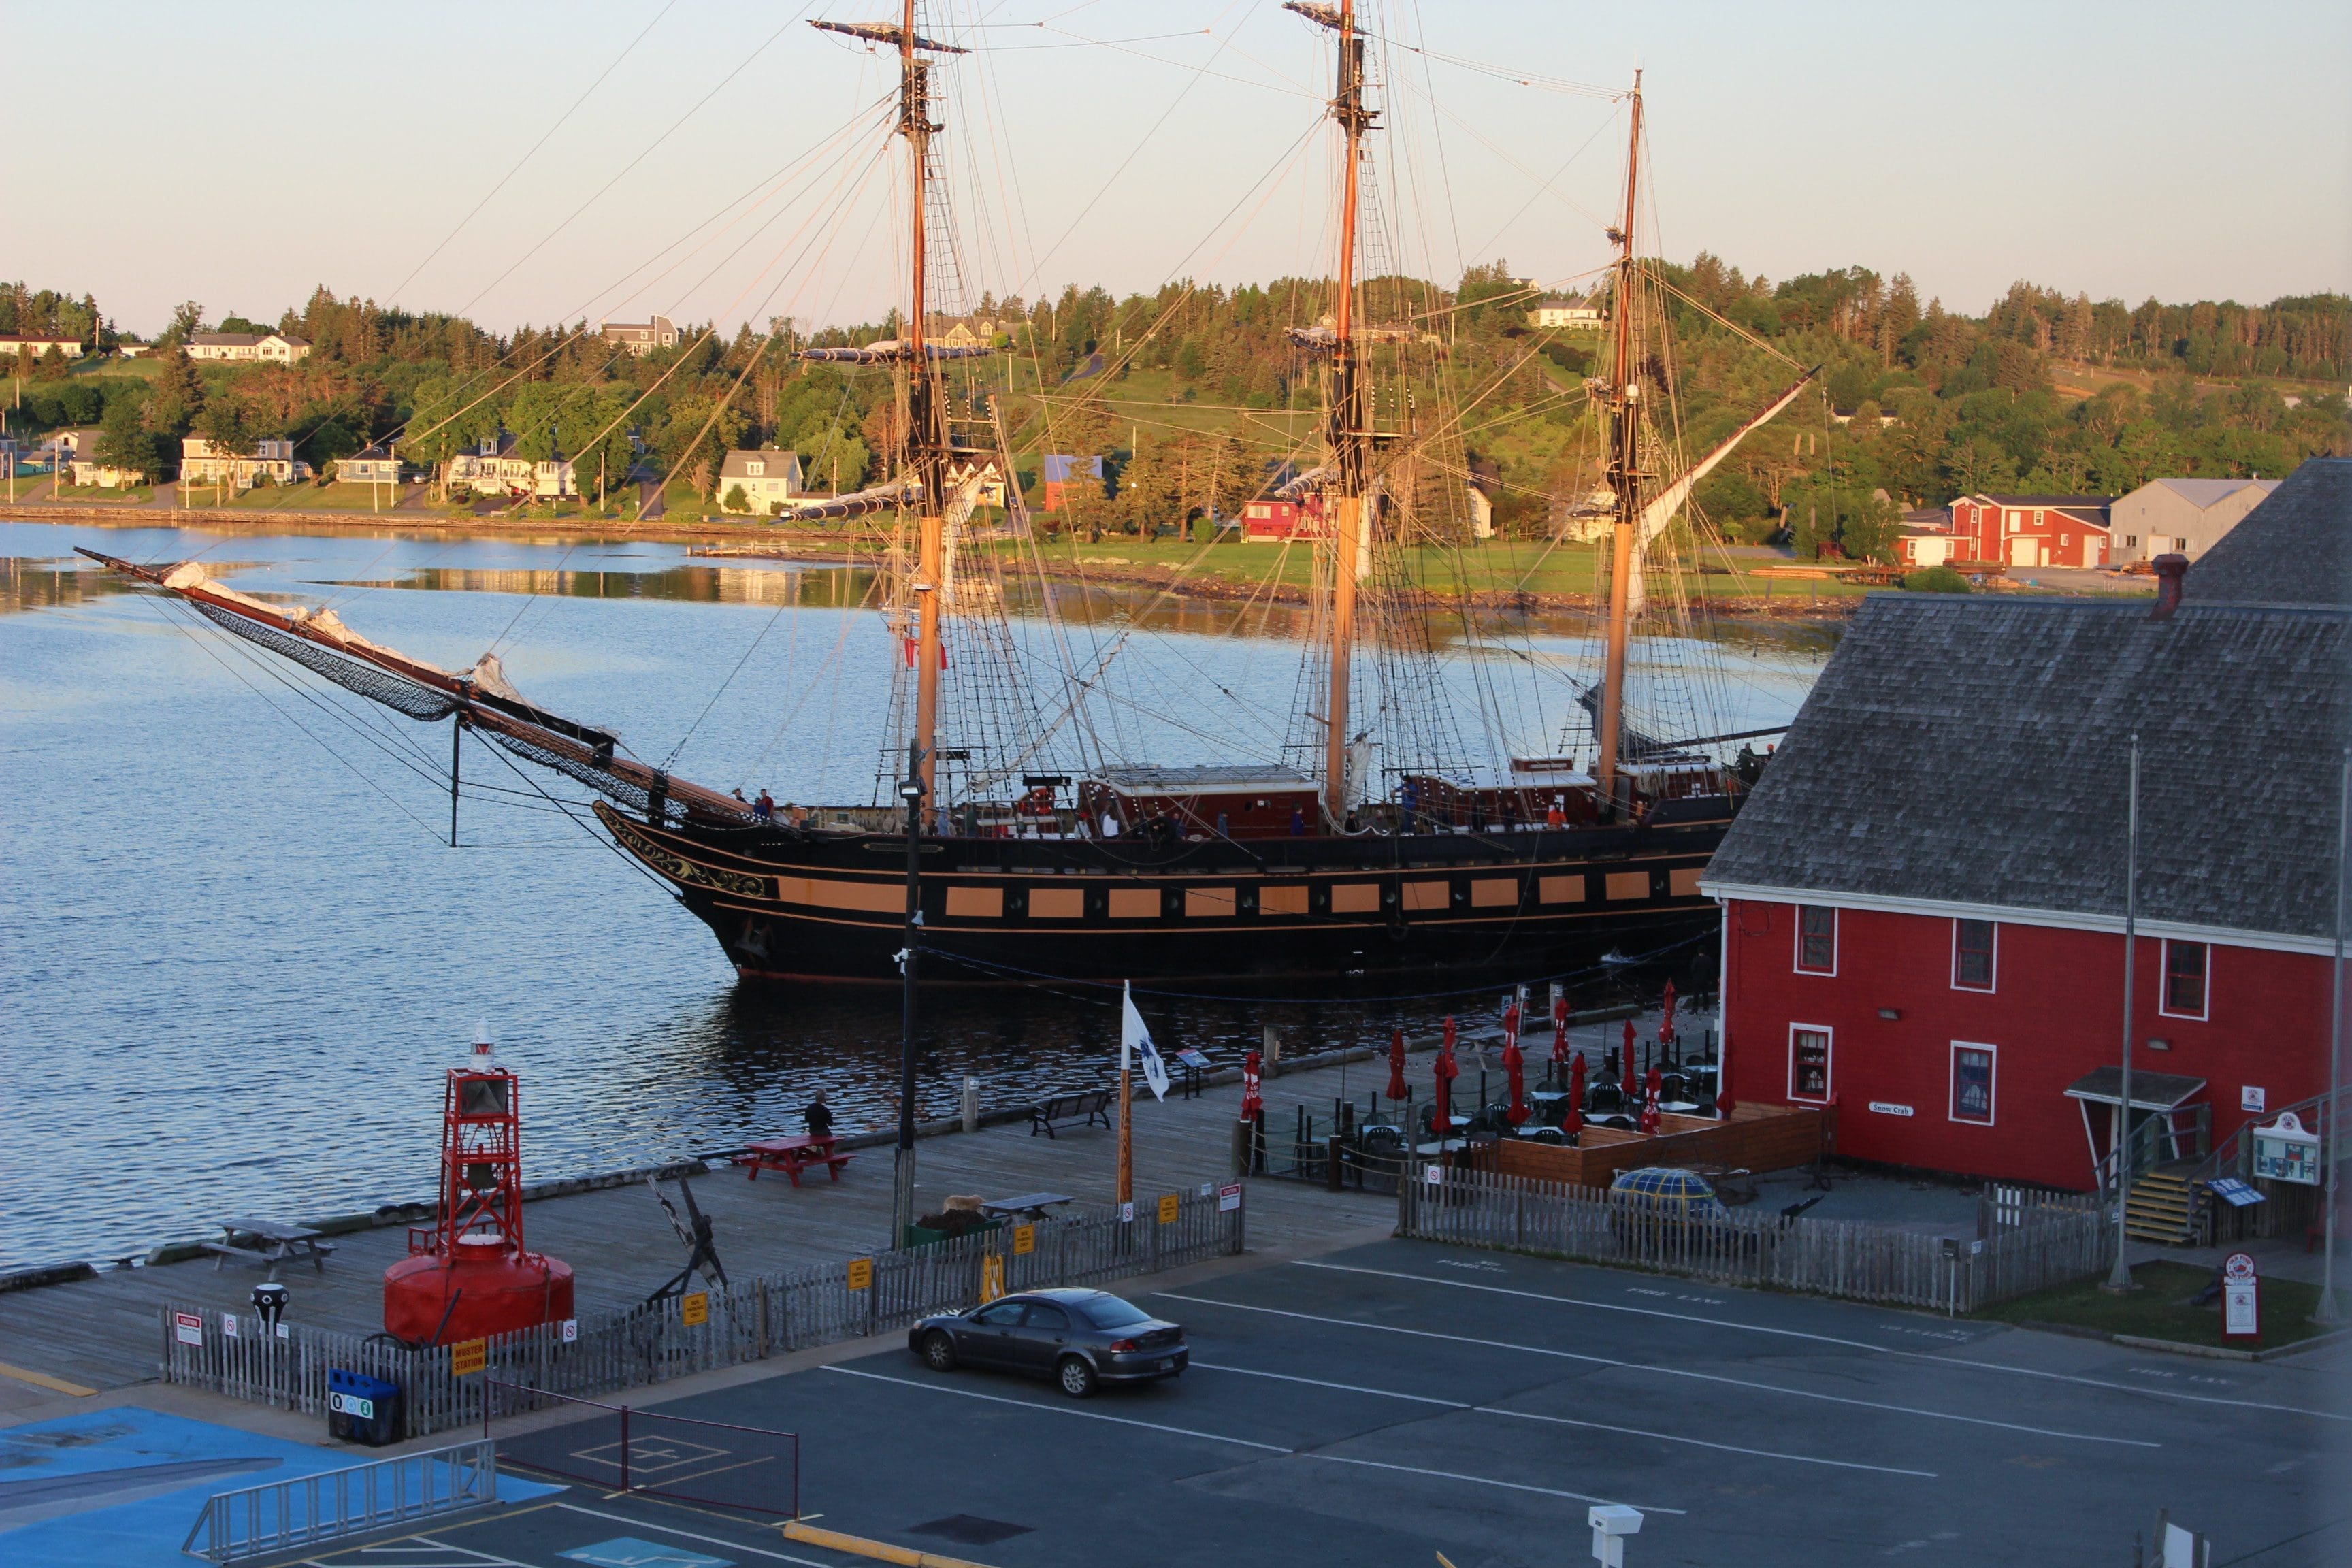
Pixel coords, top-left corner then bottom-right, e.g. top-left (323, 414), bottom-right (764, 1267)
top-left (163, 1187), bottom-right (1243, 1438)
top-left (1398, 1166), bottom-right (2112, 1313)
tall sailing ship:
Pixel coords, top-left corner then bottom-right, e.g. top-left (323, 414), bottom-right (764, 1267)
top-left (88, 2), bottom-right (1813, 993)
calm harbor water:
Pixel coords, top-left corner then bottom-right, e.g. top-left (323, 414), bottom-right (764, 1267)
top-left (0, 521), bottom-right (1824, 1267)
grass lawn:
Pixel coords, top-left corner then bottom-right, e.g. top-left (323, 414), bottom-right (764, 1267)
top-left (50, 483), bottom-right (154, 502)
top-left (1975, 1259), bottom-right (2341, 1350)
top-left (1012, 531), bottom-right (1880, 600)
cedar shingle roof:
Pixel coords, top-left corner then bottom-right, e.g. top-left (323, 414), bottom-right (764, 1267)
top-left (2170, 458), bottom-right (2350, 608)
top-left (1704, 461), bottom-right (2351, 942)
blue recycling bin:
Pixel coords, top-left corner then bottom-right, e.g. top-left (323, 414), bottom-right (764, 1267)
top-left (327, 1367), bottom-right (403, 1446)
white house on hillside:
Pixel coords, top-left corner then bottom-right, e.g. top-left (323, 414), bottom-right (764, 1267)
top-left (0, 333), bottom-right (84, 359)
top-left (719, 448), bottom-right (806, 514)
top-left (186, 331), bottom-right (312, 364)
top-left (1528, 298), bottom-right (1602, 329)
top-left (448, 434), bottom-right (576, 500)
top-left (181, 436), bottom-right (311, 491)
top-left (600, 315), bottom-right (679, 355)
top-left (2108, 476), bottom-right (2283, 564)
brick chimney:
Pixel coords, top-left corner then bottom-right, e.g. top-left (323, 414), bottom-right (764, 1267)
top-left (2150, 553), bottom-right (2187, 620)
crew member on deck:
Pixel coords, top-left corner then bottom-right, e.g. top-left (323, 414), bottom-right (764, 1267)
top-left (1547, 794), bottom-right (1566, 829)
top-left (754, 789), bottom-right (774, 822)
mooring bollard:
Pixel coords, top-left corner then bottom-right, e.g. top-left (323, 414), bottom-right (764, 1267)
top-left (961, 1076), bottom-right (980, 1134)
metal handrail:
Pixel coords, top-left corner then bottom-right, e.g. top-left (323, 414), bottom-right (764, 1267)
top-left (182, 1440), bottom-right (498, 1563)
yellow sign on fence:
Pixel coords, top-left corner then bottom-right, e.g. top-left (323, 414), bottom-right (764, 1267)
top-left (979, 1254), bottom-right (1005, 1303)
top-left (681, 1291), bottom-right (710, 1327)
top-left (449, 1339), bottom-right (487, 1377)
top-left (847, 1257), bottom-right (874, 1291)
top-left (1158, 1194), bottom-right (1180, 1224)
top-left (1013, 1224), bottom-right (1036, 1256)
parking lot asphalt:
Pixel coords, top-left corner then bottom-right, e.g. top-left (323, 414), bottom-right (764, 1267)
top-left (299, 1238), bottom-right (2352, 1568)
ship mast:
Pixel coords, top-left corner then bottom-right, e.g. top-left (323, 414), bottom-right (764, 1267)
top-left (813, 3), bottom-right (962, 826)
top-left (1593, 72), bottom-right (1644, 813)
top-left (1290, 0), bottom-right (1377, 828)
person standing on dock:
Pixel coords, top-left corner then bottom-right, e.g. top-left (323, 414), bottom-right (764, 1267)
top-left (804, 1088), bottom-right (835, 1140)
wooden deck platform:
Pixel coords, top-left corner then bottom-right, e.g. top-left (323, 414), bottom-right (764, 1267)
top-left (0, 1004), bottom-right (1699, 1419)
top-left (0, 1050), bottom-right (1406, 1406)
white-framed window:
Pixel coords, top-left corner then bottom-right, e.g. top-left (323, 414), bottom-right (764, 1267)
top-left (1952, 917), bottom-right (1996, 992)
top-left (2161, 940), bottom-right (2209, 1019)
top-left (1950, 1042), bottom-right (1996, 1125)
top-left (1789, 1024), bottom-right (1833, 1102)
top-left (747, 460), bottom-right (764, 476)
top-left (1795, 904), bottom-right (1837, 975)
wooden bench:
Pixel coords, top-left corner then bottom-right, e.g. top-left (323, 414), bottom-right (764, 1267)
top-left (735, 1135), bottom-right (853, 1186)
top-left (1029, 1089), bottom-right (1115, 1139)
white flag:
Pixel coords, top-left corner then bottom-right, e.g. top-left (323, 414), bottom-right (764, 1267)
top-left (1123, 981), bottom-right (1169, 1101)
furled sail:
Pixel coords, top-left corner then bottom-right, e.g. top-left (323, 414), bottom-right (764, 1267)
top-left (1625, 368), bottom-right (1816, 615)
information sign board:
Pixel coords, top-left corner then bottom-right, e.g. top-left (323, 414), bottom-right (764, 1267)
top-left (174, 1311), bottom-right (203, 1347)
top-left (680, 1291), bottom-right (709, 1327)
top-left (1158, 1194), bottom-right (1181, 1224)
top-left (1013, 1223), bottom-right (1036, 1255)
top-left (450, 1338), bottom-right (487, 1377)
top-left (1218, 1183), bottom-right (1243, 1213)
top-left (845, 1257), bottom-right (873, 1291)
top-left (2251, 1113), bottom-right (2320, 1184)
top-left (2221, 1252), bottom-right (2260, 1340)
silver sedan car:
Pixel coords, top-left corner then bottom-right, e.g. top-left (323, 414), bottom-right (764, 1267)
top-left (907, 1287), bottom-right (1188, 1398)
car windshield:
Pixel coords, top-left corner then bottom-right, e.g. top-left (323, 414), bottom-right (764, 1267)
top-left (1079, 1295), bottom-right (1153, 1328)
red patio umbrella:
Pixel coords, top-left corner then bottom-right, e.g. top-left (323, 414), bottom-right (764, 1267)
top-left (1503, 1035), bottom-right (1529, 1125)
top-left (1433, 1032), bottom-right (1460, 1139)
top-left (1386, 1026), bottom-right (1408, 1102)
top-left (1716, 1033), bottom-right (1736, 1117)
top-left (1659, 979), bottom-right (1679, 1047)
top-left (1621, 1019), bottom-right (1639, 1102)
top-left (1503, 1000), bottom-right (1521, 1057)
top-left (1563, 1051), bottom-right (1586, 1137)
top-left (1551, 990), bottom-right (1571, 1069)
top-left (1241, 1049), bottom-right (1264, 1122)
top-left (1640, 1065), bottom-right (1664, 1134)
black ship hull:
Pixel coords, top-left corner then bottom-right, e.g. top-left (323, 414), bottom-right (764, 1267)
top-left (596, 802), bottom-right (1729, 994)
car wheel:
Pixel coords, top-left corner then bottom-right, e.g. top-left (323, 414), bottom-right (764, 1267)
top-left (920, 1331), bottom-right (958, 1372)
top-left (1056, 1355), bottom-right (1098, 1399)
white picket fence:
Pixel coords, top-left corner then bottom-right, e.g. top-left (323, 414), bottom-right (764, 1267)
top-left (163, 1186), bottom-right (1243, 1437)
top-left (1399, 1165), bottom-right (2112, 1313)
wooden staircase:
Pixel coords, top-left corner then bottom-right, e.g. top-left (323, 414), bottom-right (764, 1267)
top-left (2124, 1163), bottom-right (2204, 1245)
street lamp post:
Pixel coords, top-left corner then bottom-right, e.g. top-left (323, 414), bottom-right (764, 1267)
top-left (892, 739), bottom-right (926, 1248)
top-left (2318, 747), bottom-right (2349, 1324)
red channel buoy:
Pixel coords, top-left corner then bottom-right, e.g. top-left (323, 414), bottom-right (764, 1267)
top-left (382, 1026), bottom-right (574, 1345)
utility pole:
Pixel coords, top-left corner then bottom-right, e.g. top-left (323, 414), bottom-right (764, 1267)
top-left (892, 738), bottom-right (927, 1247)
top-left (2319, 747), bottom-right (2349, 1324)
top-left (2105, 732), bottom-right (2142, 1292)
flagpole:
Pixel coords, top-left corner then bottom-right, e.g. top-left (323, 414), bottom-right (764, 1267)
top-left (1118, 984), bottom-right (1135, 1220)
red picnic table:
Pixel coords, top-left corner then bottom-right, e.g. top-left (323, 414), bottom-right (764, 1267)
top-left (735, 1134), bottom-right (853, 1187)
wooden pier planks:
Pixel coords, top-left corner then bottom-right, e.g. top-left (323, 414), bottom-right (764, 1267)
top-left (0, 1050), bottom-right (1396, 1398)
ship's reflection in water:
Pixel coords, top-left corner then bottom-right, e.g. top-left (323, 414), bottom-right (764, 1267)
top-left (1, 522), bottom-right (1786, 1265)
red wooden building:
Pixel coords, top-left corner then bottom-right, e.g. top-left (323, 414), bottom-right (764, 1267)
top-left (1948, 492), bottom-right (2114, 569)
top-left (1239, 497), bottom-right (1326, 542)
top-left (1703, 460), bottom-right (2349, 1193)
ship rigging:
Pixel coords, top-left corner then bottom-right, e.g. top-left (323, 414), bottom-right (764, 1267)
top-left (86, 2), bottom-right (1820, 994)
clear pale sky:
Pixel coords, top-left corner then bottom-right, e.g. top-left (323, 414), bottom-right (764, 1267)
top-left (15, 1), bottom-right (2347, 338)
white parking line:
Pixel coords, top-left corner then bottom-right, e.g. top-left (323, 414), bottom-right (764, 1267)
top-left (1158, 1291), bottom-right (2157, 1448)
top-left (1192, 1361), bottom-right (1936, 1477)
top-left (1299, 1455), bottom-right (1687, 1513)
top-left (1287, 1260), bottom-right (2350, 1424)
top-left (821, 1363), bottom-right (1686, 1513)
top-left (821, 1365), bottom-right (1291, 1451)
top-left (552, 1501), bottom-right (840, 1566)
